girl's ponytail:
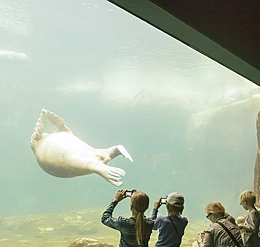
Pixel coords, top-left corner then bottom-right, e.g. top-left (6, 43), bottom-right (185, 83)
top-left (135, 211), bottom-right (145, 245)
top-left (130, 191), bottom-right (149, 245)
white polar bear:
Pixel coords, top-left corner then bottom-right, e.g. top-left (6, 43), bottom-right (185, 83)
top-left (31, 109), bottom-right (133, 186)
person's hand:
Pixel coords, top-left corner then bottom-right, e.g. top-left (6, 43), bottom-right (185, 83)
top-left (154, 198), bottom-right (162, 209)
top-left (238, 223), bottom-right (247, 230)
top-left (114, 190), bottom-right (126, 202)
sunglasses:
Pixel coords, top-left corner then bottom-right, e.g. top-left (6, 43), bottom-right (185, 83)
top-left (206, 213), bottom-right (212, 219)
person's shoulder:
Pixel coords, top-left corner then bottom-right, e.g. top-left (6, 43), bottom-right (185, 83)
top-left (206, 223), bottom-right (217, 233)
top-left (154, 215), bottom-right (167, 222)
top-left (157, 215), bottom-right (167, 220)
top-left (118, 216), bottom-right (135, 224)
top-left (251, 209), bottom-right (259, 215)
top-left (214, 218), bottom-right (238, 230)
top-left (178, 215), bottom-right (188, 223)
top-left (178, 216), bottom-right (188, 227)
top-left (116, 216), bottom-right (136, 230)
top-left (145, 217), bottom-right (155, 225)
top-left (217, 218), bottom-right (230, 226)
top-left (249, 210), bottom-right (260, 220)
top-left (222, 218), bottom-right (238, 227)
top-left (179, 215), bottom-right (188, 220)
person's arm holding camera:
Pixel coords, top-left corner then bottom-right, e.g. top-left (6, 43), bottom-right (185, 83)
top-left (101, 189), bottom-right (137, 229)
top-left (151, 197), bottom-right (163, 220)
top-left (101, 190), bottom-right (127, 229)
top-left (112, 189), bottom-right (126, 203)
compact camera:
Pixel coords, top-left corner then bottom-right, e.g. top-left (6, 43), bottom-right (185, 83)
top-left (125, 190), bottom-right (133, 197)
top-left (161, 197), bottom-right (167, 204)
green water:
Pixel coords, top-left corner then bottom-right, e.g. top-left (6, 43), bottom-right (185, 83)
top-left (0, 0), bottom-right (259, 246)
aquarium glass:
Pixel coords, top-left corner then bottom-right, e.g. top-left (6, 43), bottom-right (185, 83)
top-left (1, 0), bottom-right (259, 246)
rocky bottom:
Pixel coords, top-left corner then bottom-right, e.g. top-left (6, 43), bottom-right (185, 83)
top-left (0, 208), bottom-right (206, 247)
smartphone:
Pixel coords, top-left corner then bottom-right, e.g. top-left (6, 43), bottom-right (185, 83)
top-left (125, 190), bottom-right (133, 197)
top-left (161, 198), bottom-right (167, 204)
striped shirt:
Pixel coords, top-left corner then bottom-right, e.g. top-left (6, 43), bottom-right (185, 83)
top-left (101, 201), bottom-right (154, 247)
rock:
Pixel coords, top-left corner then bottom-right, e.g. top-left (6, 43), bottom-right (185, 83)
top-left (254, 111), bottom-right (260, 206)
top-left (68, 238), bottom-right (115, 247)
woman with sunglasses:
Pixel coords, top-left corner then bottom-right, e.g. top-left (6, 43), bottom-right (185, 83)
top-left (204, 202), bottom-right (243, 247)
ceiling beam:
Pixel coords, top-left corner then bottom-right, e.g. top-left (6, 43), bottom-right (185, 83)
top-left (108, 0), bottom-right (260, 86)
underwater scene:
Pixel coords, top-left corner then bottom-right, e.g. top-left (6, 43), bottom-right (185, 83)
top-left (1, 0), bottom-right (260, 246)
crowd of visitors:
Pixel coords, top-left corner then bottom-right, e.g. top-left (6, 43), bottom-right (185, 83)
top-left (101, 189), bottom-right (260, 247)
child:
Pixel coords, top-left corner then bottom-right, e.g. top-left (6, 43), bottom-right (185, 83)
top-left (237, 215), bottom-right (246, 245)
top-left (191, 231), bottom-right (205, 247)
top-left (239, 190), bottom-right (260, 247)
top-left (152, 192), bottom-right (188, 247)
top-left (101, 189), bottom-right (154, 247)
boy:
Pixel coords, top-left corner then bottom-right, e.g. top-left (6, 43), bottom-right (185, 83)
top-left (152, 192), bottom-right (188, 247)
top-left (236, 215), bottom-right (246, 245)
top-left (239, 190), bottom-right (260, 247)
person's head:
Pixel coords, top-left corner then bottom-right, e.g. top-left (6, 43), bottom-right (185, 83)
top-left (236, 215), bottom-right (246, 225)
top-left (130, 191), bottom-right (149, 214)
top-left (205, 202), bottom-right (225, 223)
top-left (166, 192), bottom-right (184, 216)
top-left (239, 190), bottom-right (256, 209)
top-left (130, 191), bottom-right (149, 245)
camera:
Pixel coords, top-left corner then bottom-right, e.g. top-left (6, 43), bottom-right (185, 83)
top-left (125, 190), bottom-right (133, 197)
top-left (161, 197), bottom-right (167, 204)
